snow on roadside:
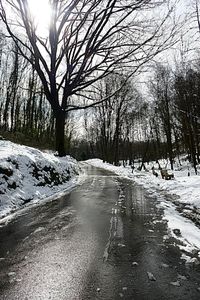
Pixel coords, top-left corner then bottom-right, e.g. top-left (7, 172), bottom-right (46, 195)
top-left (86, 158), bottom-right (200, 258)
top-left (158, 200), bottom-right (200, 259)
top-left (0, 140), bottom-right (80, 219)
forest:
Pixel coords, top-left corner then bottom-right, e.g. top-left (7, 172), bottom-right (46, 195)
top-left (0, 0), bottom-right (199, 173)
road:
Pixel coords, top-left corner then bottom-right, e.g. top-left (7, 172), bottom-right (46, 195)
top-left (0, 163), bottom-right (200, 300)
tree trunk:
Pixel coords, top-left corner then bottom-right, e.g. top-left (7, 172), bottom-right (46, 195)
top-left (166, 131), bottom-right (173, 170)
top-left (55, 110), bottom-right (66, 157)
top-left (113, 110), bottom-right (121, 166)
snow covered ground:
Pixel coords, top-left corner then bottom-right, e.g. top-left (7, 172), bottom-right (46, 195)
top-left (86, 158), bottom-right (200, 262)
top-left (0, 140), bottom-right (80, 219)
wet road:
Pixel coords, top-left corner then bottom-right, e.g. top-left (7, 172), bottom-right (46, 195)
top-left (0, 164), bottom-right (200, 300)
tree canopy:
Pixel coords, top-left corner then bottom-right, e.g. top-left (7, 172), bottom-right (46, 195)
top-left (0, 0), bottom-right (178, 155)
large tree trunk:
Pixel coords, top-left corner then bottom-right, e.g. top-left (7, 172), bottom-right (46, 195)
top-left (55, 110), bottom-right (66, 157)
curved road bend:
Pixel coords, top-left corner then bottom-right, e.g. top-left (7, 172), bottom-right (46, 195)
top-left (0, 163), bottom-right (200, 300)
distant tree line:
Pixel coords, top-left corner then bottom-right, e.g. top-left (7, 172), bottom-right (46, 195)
top-left (78, 62), bottom-right (200, 173)
top-left (149, 62), bottom-right (200, 173)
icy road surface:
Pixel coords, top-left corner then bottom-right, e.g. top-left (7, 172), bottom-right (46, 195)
top-left (0, 164), bottom-right (200, 300)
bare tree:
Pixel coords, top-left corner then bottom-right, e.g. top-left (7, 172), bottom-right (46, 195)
top-left (0, 0), bottom-right (178, 155)
top-left (194, 0), bottom-right (200, 34)
top-left (3, 42), bottom-right (19, 131)
top-left (174, 66), bottom-right (200, 174)
top-left (149, 64), bottom-right (174, 169)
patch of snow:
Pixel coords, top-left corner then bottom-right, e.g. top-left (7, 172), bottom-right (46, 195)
top-left (181, 254), bottom-right (200, 265)
top-left (8, 272), bottom-right (16, 277)
top-left (147, 272), bottom-right (156, 281)
top-left (161, 201), bottom-right (200, 253)
top-left (33, 227), bottom-right (45, 234)
top-left (177, 274), bottom-right (187, 281)
top-left (118, 243), bottom-right (125, 247)
top-left (161, 263), bottom-right (169, 268)
top-left (170, 281), bottom-right (180, 287)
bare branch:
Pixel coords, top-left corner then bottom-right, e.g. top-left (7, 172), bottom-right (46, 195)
top-left (0, 0), bottom-right (179, 116)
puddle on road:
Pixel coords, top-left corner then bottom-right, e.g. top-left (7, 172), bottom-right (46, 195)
top-left (104, 178), bottom-right (163, 263)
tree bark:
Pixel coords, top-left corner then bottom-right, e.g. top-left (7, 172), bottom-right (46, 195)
top-left (55, 110), bottom-right (66, 157)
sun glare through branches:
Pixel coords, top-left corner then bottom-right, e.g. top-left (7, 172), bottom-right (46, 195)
top-left (28, 0), bottom-right (51, 34)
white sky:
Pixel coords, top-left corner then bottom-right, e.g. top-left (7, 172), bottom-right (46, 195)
top-left (28, 0), bottom-right (51, 34)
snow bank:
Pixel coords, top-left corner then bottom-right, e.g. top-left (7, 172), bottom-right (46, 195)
top-left (0, 140), bottom-right (80, 218)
